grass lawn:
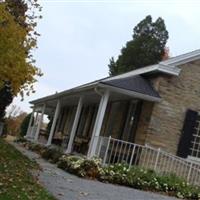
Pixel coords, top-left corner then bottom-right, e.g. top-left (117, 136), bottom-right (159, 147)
top-left (0, 138), bottom-right (56, 200)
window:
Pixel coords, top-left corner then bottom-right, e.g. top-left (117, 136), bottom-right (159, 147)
top-left (190, 115), bottom-right (200, 158)
top-left (101, 100), bottom-right (141, 142)
top-left (121, 101), bottom-right (137, 141)
top-left (76, 105), bottom-right (98, 138)
top-left (102, 101), bottom-right (128, 138)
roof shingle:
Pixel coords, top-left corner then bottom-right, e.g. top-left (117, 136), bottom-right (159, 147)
top-left (101, 75), bottom-right (160, 99)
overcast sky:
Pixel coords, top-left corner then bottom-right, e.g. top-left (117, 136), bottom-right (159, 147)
top-left (12, 0), bottom-right (200, 113)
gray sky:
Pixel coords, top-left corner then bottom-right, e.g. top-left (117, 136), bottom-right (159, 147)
top-left (12, 0), bottom-right (200, 113)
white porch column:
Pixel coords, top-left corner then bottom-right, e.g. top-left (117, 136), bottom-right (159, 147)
top-left (34, 104), bottom-right (46, 142)
top-left (25, 107), bottom-right (35, 138)
top-left (66, 97), bottom-right (83, 154)
top-left (87, 89), bottom-right (110, 158)
top-left (46, 100), bottom-right (61, 146)
top-left (31, 111), bottom-right (39, 138)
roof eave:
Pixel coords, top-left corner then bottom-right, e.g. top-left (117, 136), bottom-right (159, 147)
top-left (158, 64), bottom-right (181, 76)
top-left (99, 83), bottom-right (161, 102)
top-left (161, 50), bottom-right (200, 66)
top-left (30, 82), bottom-right (99, 105)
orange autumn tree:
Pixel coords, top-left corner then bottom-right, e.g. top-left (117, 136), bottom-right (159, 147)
top-left (0, 1), bottom-right (42, 96)
top-left (0, 1), bottom-right (42, 119)
top-left (162, 47), bottom-right (170, 60)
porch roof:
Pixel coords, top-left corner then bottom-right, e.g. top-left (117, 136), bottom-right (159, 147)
top-left (101, 75), bottom-right (160, 99)
top-left (30, 49), bottom-right (200, 105)
top-left (30, 74), bottom-right (160, 105)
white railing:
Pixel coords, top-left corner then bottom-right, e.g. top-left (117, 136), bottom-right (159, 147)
top-left (95, 136), bottom-right (200, 186)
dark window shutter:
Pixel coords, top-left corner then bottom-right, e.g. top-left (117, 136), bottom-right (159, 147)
top-left (177, 109), bottom-right (198, 158)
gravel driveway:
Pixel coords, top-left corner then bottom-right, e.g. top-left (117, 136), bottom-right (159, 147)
top-left (12, 142), bottom-right (177, 200)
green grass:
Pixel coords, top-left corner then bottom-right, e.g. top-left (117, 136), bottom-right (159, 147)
top-left (0, 139), bottom-right (56, 200)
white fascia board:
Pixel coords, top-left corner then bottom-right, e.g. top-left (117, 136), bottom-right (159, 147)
top-left (160, 49), bottom-right (200, 66)
top-left (158, 64), bottom-right (181, 76)
top-left (106, 64), bottom-right (159, 81)
top-left (105, 64), bottom-right (180, 82)
top-left (30, 83), bottom-right (98, 105)
top-left (98, 83), bottom-right (161, 102)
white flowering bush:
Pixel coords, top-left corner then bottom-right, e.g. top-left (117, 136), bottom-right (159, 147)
top-left (100, 163), bottom-right (200, 199)
top-left (21, 140), bottom-right (200, 199)
top-left (100, 163), bottom-right (156, 189)
top-left (57, 155), bottom-right (102, 178)
top-left (78, 157), bottom-right (102, 178)
top-left (57, 155), bottom-right (84, 173)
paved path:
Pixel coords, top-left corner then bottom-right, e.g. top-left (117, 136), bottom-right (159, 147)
top-left (12, 142), bottom-right (177, 200)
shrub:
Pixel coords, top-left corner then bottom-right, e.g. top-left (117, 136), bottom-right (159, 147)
top-left (27, 143), bottom-right (44, 154)
top-left (57, 155), bottom-right (84, 174)
top-left (99, 163), bottom-right (130, 184)
top-left (78, 157), bottom-right (102, 178)
top-left (14, 137), bottom-right (27, 143)
top-left (57, 155), bottom-right (102, 178)
top-left (24, 142), bottom-right (200, 199)
top-left (100, 163), bottom-right (200, 199)
top-left (1, 120), bottom-right (7, 137)
top-left (19, 113), bottom-right (32, 137)
top-left (41, 147), bottom-right (63, 163)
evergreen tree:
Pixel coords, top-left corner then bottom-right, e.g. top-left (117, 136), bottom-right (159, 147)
top-left (108, 57), bottom-right (118, 76)
top-left (20, 113), bottom-right (31, 137)
top-left (109, 15), bottom-right (169, 76)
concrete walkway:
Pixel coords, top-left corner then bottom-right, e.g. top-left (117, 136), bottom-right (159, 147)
top-left (12, 142), bottom-right (177, 200)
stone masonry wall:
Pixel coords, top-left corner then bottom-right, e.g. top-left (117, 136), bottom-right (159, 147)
top-left (134, 101), bottom-right (154, 145)
top-left (143, 61), bottom-right (200, 155)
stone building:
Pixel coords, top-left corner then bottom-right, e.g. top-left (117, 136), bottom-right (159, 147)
top-left (26, 49), bottom-right (200, 162)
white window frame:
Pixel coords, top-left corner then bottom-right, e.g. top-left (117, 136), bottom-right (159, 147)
top-left (189, 116), bottom-right (200, 160)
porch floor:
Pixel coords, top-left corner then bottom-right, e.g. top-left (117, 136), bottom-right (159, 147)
top-left (11, 142), bottom-right (177, 200)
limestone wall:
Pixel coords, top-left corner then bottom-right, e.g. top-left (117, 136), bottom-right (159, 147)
top-left (143, 61), bottom-right (200, 154)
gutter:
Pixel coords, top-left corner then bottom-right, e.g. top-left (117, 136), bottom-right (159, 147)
top-left (30, 83), bottom-right (99, 105)
top-left (158, 64), bottom-right (181, 76)
top-left (160, 49), bottom-right (200, 66)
